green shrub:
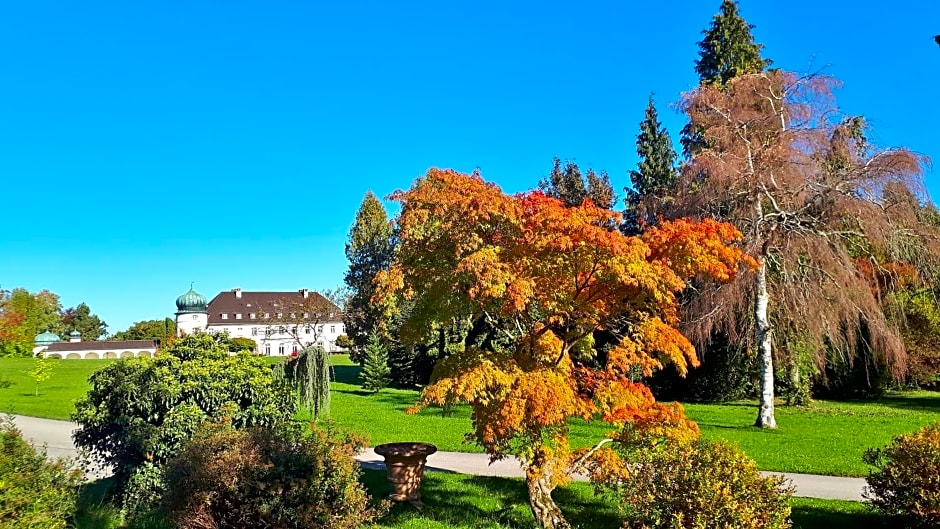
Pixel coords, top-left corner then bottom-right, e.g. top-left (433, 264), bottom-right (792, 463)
top-left (0, 418), bottom-right (82, 529)
top-left (612, 438), bottom-right (793, 529)
top-left (864, 422), bottom-right (940, 527)
top-left (71, 333), bottom-right (296, 506)
top-left (162, 421), bottom-right (381, 529)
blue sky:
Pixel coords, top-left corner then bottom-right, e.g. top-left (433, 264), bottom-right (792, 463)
top-left (2, 1), bottom-right (938, 334)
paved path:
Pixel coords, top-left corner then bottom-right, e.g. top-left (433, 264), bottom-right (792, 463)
top-left (12, 415), bottom-right (867, 502)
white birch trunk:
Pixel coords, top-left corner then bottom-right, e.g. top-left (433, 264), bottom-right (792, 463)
top-left (754, 257), bottom-right (777, 428)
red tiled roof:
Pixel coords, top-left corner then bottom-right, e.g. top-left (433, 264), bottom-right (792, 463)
top-left (206, 290), bottom-right (342, 325)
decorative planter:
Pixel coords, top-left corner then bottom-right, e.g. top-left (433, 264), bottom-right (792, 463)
top-left (373, 442), bottom-right (438, 507)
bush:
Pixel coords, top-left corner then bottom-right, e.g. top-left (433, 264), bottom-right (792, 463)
top-left (71, 333), bottom-right (296, 506)
top-left (0, 418), bottom-right (82, 529)
top-left (864, 422), bottom-right (940, 527)
top-left (612, 438), bottom-right (793, 529)
top-left (162, 421), bottom-right (381, 529)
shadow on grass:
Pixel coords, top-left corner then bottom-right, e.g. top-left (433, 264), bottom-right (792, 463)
top-left (867, 394), bottom-right (940, 414)
top-left (362, 469), bottom-right (620, 529)
top-left (332, 364), bottom-right (362, 385)
top-left (790, 499), bottom-right (888, 529)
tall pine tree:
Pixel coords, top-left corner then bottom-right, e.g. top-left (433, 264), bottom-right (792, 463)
top-left (623, 94), bottom-right (679, 235)
top-left (683, 0), bottom-right (772, 157)
top-left (344, 191), bottom-right (395, 353)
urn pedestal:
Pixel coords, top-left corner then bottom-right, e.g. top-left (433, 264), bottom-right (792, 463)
top-left (373, 442), bottom-right (438, 507)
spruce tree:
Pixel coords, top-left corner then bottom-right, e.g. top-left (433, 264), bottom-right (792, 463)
top-left (683, 0), bottom-right (772, 157)
top-left (695, 0), bottom-right (771, 86)
top-left (623, 94), bottom-right (678, 235)
top-left (359, 335), bottom-right (391, 393)
top-left (344, 191), bottom-right (395, 356)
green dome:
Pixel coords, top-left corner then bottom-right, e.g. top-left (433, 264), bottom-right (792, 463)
top-left (34, 331), bottom-right (61, 346)
top-left (176, 286), bottom-right (208, 313)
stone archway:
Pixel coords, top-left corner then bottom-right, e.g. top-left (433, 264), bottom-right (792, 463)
top-left (120, 351), bottom-right (135, 358)
top-left (85, 352), bottom-right (100, 360)
top-left (47, 353), bottom-right (62, 359)
top-left (138, 351), bottom-right (152, 358)
top-left (66, 353), bottom-right (81, 359)
top-left (104, 351), bottom-right (118, 359)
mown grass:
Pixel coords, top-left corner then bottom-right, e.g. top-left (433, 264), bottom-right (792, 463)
top-left (3, 355), bottom-right (939, 476)
top-left (72, 473), bottom-right (886, 529)
top-left (0, 358), bottom-right (118, 419)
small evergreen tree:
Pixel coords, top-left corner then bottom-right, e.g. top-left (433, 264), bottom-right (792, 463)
top-left (623, 94), bottom-right (679, 235)
top-left (359, 335), bottom-right (391, 393)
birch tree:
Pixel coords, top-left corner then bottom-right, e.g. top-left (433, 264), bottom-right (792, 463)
top-left (665, 71), bottom-right (929, 428)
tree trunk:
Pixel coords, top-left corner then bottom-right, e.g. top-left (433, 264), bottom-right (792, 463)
top-left (525, 473), bottom-right (570, 529)
top-left (754, 257), bottom-right (777, 429)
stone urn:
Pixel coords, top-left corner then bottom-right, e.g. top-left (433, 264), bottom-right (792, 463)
top-left (373, 442), bottom-right (438, 507)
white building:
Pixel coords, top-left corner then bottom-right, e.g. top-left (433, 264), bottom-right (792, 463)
top-left (34, 330), bottom-right (159, 359)
top-left (175, 286), bottom-right (346, 355)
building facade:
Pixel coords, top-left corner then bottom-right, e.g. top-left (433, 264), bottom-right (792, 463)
top-left (35, 330), bottom-right (159, 359)
top-left (175, 287), bottom-right (346, 355)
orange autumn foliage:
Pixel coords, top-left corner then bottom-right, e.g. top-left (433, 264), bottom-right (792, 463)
top-left (379, 169), bottom-right (749, 508)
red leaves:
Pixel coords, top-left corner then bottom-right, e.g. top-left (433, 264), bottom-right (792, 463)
top-left (386, 169), bottom-right (746, 479)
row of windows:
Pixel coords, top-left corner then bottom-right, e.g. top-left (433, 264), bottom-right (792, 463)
top-left (249, 325), bottom-right (342, 336)
top-left (220, 312), bottom-right (336, 321)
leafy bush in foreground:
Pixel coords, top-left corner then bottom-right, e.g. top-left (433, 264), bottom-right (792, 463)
top-left (71, 333), bottom-right (295, 508)
top-left (864, 422), bottom-right (940, 527)
top-left (162, 421), bottom-right (381, 529)
top-left (0, 418), bottom-right (82, 529)
top-left (609, 438), bottom-right (793, 529)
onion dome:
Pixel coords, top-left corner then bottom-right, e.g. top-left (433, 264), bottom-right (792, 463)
top-left (34, 331), bottom-right (61, 346)
top-left (176, 285), bottom-right (208, 314)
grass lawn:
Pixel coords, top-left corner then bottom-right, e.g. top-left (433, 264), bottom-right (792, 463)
top-left (0, 358), bottom-right (118, 419)
top-left (73, 472), bottom-right (887, 529)
top-left (3, 355), bottom-right (940, 476)
top-left (331, 356), bottom-right (940, 477)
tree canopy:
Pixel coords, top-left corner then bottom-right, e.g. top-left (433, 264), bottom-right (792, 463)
top-left (376, 168), bottom-right (751, 529)
top-left (344, 191), bottom-right (395, 349)
top-left (624, 94), bottom-right (679, 234)
top-left (538, 158), bottom-right (616, 210)
top-left (662, 71), bottom-right (929, 427)
top-left (694, 0), bottom-right (771, 86)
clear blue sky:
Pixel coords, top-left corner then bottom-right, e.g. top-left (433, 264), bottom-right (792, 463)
top-left (2, 1), bottom-right (937, 334)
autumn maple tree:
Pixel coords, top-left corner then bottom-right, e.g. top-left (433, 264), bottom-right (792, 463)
top-left (376, 169), bottom-right (751, 529)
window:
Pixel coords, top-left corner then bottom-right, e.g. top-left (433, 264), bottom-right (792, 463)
top-left (305, 326), bottom-right (311, 335)
top-left (192, 315), bottom-right (198, 320)
top-left (221, 313), bottom-right (228, 320)
top-left (278, 345), bottom-right (285, 355)
top-left (292, 344), bottom-right (298, 354)
top-left (235, 313), bottom-right (242, 320)
top-left (317, 325), bottom-right (323, 333)
top-left (303, 313), bottom-right (310, 319)
top-left (276, 312), bottom-right (283, 318)
top-left (265, 344), bottom-right (270, 355)
top-left (264, 313), bottom-right (270, 319)
top-left (249, 313), bottom-right (256, 319)
top-left (251, 328), bottom-right (258, 336)
top-left (330, 325), bottom-right (336, 334)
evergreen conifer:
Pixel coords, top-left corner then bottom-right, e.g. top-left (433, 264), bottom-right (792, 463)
top-left (359, 335), bottom-right (391, 393)
top-left (624, 94), bottom-right (678, 235)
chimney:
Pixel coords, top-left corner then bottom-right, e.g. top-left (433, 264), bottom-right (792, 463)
top-left (300, 288), bottom-right (309, 298)
top-left (233, 288), bottom-right (242, 299)
top-left (69, 330), bottom-right (81, 343)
